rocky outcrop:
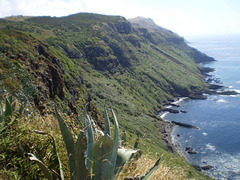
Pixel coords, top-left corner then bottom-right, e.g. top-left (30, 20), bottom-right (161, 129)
top-left (115, 21), bottom-right (133, 34)
top-left (185, 147), bottom-right (198, 154)
top-left (189, 94), bottom-right (207, 100)
top-left (193, 165), bottom-right (214, 171)
top-left (208, 90), bottom-right (239, 96)
top-left (164, 108), bottom-right (179, 114)
top-left (172, 121), bottom-right (199, 129)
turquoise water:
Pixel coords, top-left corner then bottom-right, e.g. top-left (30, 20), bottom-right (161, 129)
top-left (165, 35), bottom-right (240, 179)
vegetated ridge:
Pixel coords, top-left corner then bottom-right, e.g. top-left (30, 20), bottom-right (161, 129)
top-left (0, 13), bottom-right (213, 179)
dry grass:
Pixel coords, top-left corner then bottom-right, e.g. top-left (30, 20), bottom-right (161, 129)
top-left (118, 155), bottom-right (192, 180)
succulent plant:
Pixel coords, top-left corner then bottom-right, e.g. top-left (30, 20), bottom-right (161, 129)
top-left (29, 107), bottom-right (162, 180)
top-left (0, 96), bottom-right (26, 131)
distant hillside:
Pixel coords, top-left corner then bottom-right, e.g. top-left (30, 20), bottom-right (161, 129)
top-left (0, 13), bottom-right (213, 179)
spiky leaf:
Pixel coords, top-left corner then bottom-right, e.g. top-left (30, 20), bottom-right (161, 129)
top-left (90, 116), bottom-right (98, 135)
top-left (104, 108), bottom-right (111, 136)
top-left (33, 130), bottom-right (65, 180)
top-left (4, 98), bottom-right (13, 122)
top-left (140, 154), bottom-right (163, 180)
top-left (28, 153), bottom-right (53, 180)
top-left (92, 135), bottom-right (114, 180)
top-left (55, 110), bottom-right (76, 179)
top-left (75, 131), bottom-right (91, 180)
top-left (109, 109), bottom-right (119, 179)
top-left (0, 101), bottom-right (4, 128)
top-left (86, 115), bottom-right (95, 171)
top-left (114, 148), bottom-right (140, 179)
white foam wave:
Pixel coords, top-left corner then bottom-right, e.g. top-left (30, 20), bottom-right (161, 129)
top-left (233, 89), bottom-right (240, 93)
top-left (217, 99), bottom-right (227, 103)
top-left (206, 143), bottom-right (216, 151)
top-left (173, 97), bottom-right (188, 104)
top-left (202, 132), bottom-right (208, 136)
top-left (228, 86), bottom-right (234, 88)
top-left (236, 81), bottom-right (240, 84)
top-left (160, 112), bottom-right (169, 119)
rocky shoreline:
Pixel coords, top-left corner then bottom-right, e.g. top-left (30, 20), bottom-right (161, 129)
top-left (159, 85), bottom-right (240, 172)
top-left (159, 97), bottom-right (213, 172)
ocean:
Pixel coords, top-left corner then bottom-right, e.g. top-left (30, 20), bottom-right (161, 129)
top-left (164, 35), bottom-right (240, 179)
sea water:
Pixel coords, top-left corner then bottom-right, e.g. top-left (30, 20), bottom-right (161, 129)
top-left (164, 35), bottom-right (240, 179)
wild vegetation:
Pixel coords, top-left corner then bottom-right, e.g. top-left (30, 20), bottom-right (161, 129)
top-left (0, 13), bottom-right (213, 179)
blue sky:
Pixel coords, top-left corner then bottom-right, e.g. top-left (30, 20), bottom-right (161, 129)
top-left (0, 0), bottom-right (239, 37)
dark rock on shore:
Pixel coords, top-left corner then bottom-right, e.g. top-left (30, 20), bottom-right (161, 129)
top-left (172, 121), bottom-right (199, 129)
top-left (193, 165), bottom-right (202, 171)
top-left (208, 90), bottom-right (239, 96)
top-left (164, 108), bottom-right (179, 113)
top-left (169, 103), bottom-right (180, 107)
top-left (189, 94), bottom-right (207, 100)
top-left (185, 147), bottom-right (198, 154)
top-left (199, 67), bottom-right (215, 74)
top-left (208, 84), bottom-right (225, 90)
top-left (180, 110), bottom-right (187, 113)
top-left (193, 165), bottom-right (214, 171)
top-left (202, 165), bottom-right (214, 170)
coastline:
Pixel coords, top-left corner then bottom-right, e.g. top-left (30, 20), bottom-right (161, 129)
top-left (160, 97), bottom-right (188, 154)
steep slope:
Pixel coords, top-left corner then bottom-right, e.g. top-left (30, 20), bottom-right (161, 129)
top-left (0, 13), bottom-right (213, 179)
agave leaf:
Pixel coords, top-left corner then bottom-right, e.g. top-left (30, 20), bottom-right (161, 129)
top-left (75, 131), bottom-right (91, 180)
top-left (52, 140), bottom-right (65, 180)
top-left (0, 100), bottom-right (3, 115)
top-left (114, 148), bottom-right (140, 179)
top-left (4, 98), bottom-right (13, 121)
top-left (28, 153), bottom-right (53, 180)
top-left (57, 155), bottom-right (64, 180)
top-left (140, 154), bottom-right (163, 180)
top-left (92, 135), bottom-right (114, 180)
top-left (49, 132), bottom-right (65, 180)
top-left (86, 115), bottom-right (95, 172)
top-left (12, 101), bottom-right (16, 112)
top-left (9, 96), bottom-right (13, 104)
top-left (90, 116), bottom-right (98, 135)
top-left (55, 110), bottom-right (76, 178)
top-left (104, 108), bottom-right (111, 136)
top-left (33, 130), bottom-right (65, 180)
top-left (18, 99), bottom-right (27, 115)
top-left (109, 109), bottom-right (119, 179)
top-left (0, 101), bottom-right (4, 128)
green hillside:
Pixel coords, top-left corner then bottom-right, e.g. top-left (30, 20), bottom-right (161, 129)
top-left (0, 13), bottom-right (213, 179)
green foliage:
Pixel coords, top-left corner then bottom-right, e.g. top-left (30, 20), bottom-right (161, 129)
top-left (0, 120), bottom-right (53, 179)
top-left (30, 108), bottom-right (162, 180)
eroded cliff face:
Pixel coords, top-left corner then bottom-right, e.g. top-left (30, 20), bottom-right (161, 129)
top-left (0, 13), bottom-right (214, 151)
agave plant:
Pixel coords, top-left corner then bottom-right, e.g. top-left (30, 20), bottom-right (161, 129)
top-left (29, 107), bottom-right (162, 180)
top-left (0, 96), bottom-right (25, 131)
